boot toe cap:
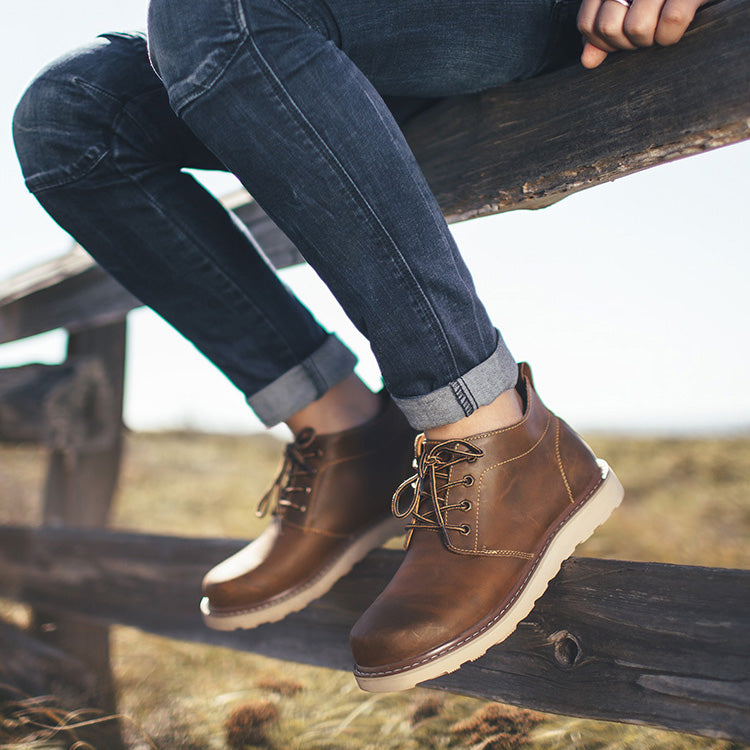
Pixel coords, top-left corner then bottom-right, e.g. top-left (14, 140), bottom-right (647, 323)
top-left (351, 595), bottom-right (464, 669)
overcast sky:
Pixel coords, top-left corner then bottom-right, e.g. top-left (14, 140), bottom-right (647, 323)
top-left (2, 0), bottom-right (749, 436)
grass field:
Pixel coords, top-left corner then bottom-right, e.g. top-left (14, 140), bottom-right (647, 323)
top-left (1, 430), bottom-right (748, 749)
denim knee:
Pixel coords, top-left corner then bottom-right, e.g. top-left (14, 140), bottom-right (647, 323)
top-left (13, 34), bottom-right (162, 195)
top-left (147, 0), bottom-right (248, 115)
top-left (13, 51), bottom-right (110, 194)
top-left (147, 0), bottom-right (331, 116)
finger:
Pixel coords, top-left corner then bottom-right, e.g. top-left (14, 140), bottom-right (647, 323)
top-left (578, 0), bottom-right (619, 53)
top-left (594, 0), bottom-right (639, 50)
top-left (622, 0), bottom-right (664, 47)
top-left (654, 0), bottom-right (703, 45)
top-left (578, 0), bottom-right (605, 39)
top-left (580, 41), bottom-right (610, 68)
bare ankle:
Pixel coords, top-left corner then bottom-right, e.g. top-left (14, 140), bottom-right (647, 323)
top-left (286, 374), bottom-right (381, 436)
top-left (425, 388), bottom-right (523, 441)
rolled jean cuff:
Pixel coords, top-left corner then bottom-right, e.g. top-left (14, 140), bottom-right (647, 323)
top-left (391, 331), bottom-right (518, 431)
top-left (247, 334), bottom-right (357, 426)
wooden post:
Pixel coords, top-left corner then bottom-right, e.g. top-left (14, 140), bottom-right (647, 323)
top-left (42, 320), bottom-right (126, 526)
top-left (31, 319), bottom-right (128, 749)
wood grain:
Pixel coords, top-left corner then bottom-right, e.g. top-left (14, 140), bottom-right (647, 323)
top-left (2, 2), bottom-right (747, 343)
top-left (0, 525), bottom-right (746, 741)
top-left (0, 258), bottom-right (139, 345)
top-left (40, 321), bottom-right (126, 528)
top-left (402, 0), bottom-right (750, 221)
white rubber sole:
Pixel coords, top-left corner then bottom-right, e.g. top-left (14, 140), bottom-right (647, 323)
top-left (354, 460), bottom-right (624, 692)
top-left (201, 515), bottom-right (404, 631)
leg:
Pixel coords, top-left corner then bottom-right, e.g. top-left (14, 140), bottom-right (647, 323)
top-left (12, 32), bottom-right (357, 427)
top-left (146, 0), bottom-right (623, 687)
top-left (146, 0), bottom-right (538, 431)
top-left (13, 32), bottom-right (418, 629)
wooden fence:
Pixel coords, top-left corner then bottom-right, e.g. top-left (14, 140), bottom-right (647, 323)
top-left (1, 0), bottom-right (749, 746)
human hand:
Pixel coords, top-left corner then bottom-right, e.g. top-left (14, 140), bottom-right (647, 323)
top-left (577, 0), bottom-right (709, 69)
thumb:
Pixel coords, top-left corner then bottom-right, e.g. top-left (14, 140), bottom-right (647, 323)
top-left (581, 40), bottom-right (609, 69)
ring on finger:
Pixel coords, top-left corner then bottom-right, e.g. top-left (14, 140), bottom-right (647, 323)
top-left (605, 0), bottom-right (632, 7)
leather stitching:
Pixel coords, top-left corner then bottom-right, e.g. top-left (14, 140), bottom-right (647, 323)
top-left (554, 417), bottom-right (575, 503)
top-left (477, 549), bottom-right (533, 559)
top-left (462, 411), bottom-right (550, 555)
top-left (354, 470), bottom-right (606, 678)
top-left (282, 519), bottom-right (348, 538)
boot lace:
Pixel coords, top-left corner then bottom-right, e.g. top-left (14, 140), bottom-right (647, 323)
top-left (392, 436), bottom-right (483, 544)
top-left (256, 427), bottom-right (320, 518)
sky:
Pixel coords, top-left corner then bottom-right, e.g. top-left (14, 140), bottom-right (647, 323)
top-left (1, 0), bottom-right (749, 436)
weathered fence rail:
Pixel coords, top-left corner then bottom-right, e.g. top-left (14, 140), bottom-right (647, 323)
top-left (1, 0), bottom-right (749, 744)
top-left (403, 0), bottom-right (750, 219)
top-left (0, 525), bottom-right (748, 741)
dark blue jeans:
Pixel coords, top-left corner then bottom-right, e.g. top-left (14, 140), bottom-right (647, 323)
top-left (13, 0), bottom-right (581, 429)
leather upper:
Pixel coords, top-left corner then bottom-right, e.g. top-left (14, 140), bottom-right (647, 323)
top-left (351, 363), bottom-right (605, 669)
top-left (203, 392), bottom-right (415, 612)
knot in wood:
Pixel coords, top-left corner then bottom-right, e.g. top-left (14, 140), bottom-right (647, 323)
top-left (551, 630), bottom-right (582, 669)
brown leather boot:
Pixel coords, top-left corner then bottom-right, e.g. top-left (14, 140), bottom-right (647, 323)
top-left (200, 392), bottom-right (415, 630)
top-left (350, 363), bottom-right (623, 691)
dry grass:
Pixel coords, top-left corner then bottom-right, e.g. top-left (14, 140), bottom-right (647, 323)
top-left (255, 677), bottom-right (304, 698)
top-left (449, 703), bottom-right (544, 749)
top-left (225, 700), bottom-right (280, 748)
top-left (576, 435), bottom-right (750, 568)
top-left (0, 686), bottom-right (152, 750)
top-left (110, 430), bottom-right (283, 540)
top-left (1, 430), bottom-right (748, 749)
top-left (409, 696), bottom-right (443, 725)
top-left (0, 442), bottom-right (45, 527)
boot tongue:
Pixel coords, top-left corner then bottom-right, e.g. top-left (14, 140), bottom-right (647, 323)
top-left (421, 437), bottom-right (462, 452)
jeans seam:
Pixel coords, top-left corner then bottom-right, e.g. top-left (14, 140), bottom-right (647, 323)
top-left (302, 353), bottom-right (325, 392)
top-left (274, 0), bottom-right (323, 37)
top-left (229, 31), bottom-right (463, 387)
top-left (450, 378), bottom-right (478, 417)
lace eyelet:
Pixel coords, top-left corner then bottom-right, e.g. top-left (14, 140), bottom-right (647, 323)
top-left (459, 524), bottom-right (471, 535)
top-left (298, 505), bottom-right (307, 513)
top-left (460, 500), bottom-right (472, 512)
top-left (463, 475), bottom-right (474, 486)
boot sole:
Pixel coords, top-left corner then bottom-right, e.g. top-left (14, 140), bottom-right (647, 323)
top-left (354, 459), bottom-right (624, 692)
top-left (201, 515), bottom-right (404, 631)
